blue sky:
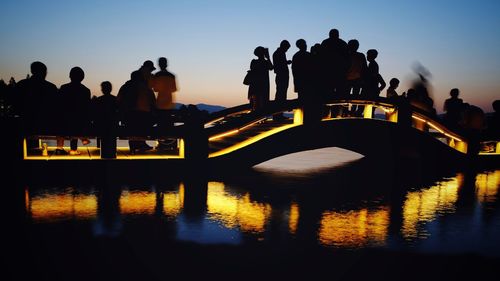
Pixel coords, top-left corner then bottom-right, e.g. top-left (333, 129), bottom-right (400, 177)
top-left (1, 0), bottom-right (499, 112)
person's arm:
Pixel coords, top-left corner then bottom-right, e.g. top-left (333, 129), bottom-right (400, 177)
top-left (378, 74), bottom-right (386, 92)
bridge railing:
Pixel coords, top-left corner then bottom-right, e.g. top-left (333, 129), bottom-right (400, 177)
top-left (324, 98), bottom-right (469, 154)
top-left (21, 124), bottom-right (188, 160)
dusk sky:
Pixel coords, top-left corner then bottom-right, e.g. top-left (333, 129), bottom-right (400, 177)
top-left (1, 0), bottom-right (499, 112)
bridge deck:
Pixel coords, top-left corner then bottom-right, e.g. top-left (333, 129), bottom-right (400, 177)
top-left (208, 117), bottom-right (293, 154)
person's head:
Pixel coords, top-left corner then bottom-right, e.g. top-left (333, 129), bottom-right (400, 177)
top-left (280, 40), bottom-right (291, 51)
top-left (30, 61), bottom-right (47, 79)
top-left (254, 46), bottom-right (266, 58)
top-left (296, 39), bottom-right (307, 51)
top-left (69, 67), bottom-right (84, 83)
top-left (492, 100), bottom-right (500, 112)
top-left (329, 29), bottom-right (339, 39)
top-left (389, 78), bottom-right (400, 88)
top-left (101, 81), bottom-right (112, 95)
top-left (311, 43), bottom-right (321, 55)
top-left (158, 57), bottom-right (168, 70)
top-left (450, 88), bottom-right (460, 98)
top-left (141, 60), bottom-right (156, 73)
top-left (367, 49), bottom-right (378, 61)
top-left (347, 39), bottom-right (359, 52)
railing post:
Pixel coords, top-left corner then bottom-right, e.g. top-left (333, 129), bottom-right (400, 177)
top-left (363, 105), bottom-right (373, 119)
top-left (100, 136), bottom-right (117, 159)
top-left (448, 138), bottom-right (468, 154)
top-left (293, 108), bottom-right (304, 125)
top-left (386, 109), bottom-right (398, 123)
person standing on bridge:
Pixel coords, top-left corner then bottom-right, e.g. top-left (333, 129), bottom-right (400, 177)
top-left (292, 39), bottom-right (320, 124)
top-left (56, 66), bottom-right (92, 155)
top-left (248, 46), bottom-right (273, 111)
top-left (346, 39), bottom-right (367, 115)
top-left (272, 40), bottom-right (292, 120)
top-left (16, 61), bottom-right (59, 151)
top-left (153, 57), bottom-right (178, 151)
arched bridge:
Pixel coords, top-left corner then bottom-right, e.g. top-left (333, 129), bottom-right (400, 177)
top-left (18, 98), bottom-right (499, 171)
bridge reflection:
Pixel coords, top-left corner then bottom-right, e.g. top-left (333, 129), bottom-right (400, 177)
top-left (24, 169), bottom-right (500, 250)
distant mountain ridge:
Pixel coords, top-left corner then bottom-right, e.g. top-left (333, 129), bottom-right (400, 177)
top-left (174, 103), bottom-right (226, 114)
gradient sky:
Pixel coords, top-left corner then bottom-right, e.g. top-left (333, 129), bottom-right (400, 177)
top-left (1, 0), bottom-right (499, 112)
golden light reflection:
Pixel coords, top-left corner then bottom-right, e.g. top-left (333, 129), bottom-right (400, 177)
top-left (402, 175), bottom-right (461, 240)
top-left (318, 207), bottom-right (390, 248)
top-left (163, 184), bottom-right (185, 216)
top-left (206, 182), bottom-right (272, 233)
top-left (119, 190), bottom-right (156, 215)
top-left (29, 189), bottom-right (97, 222)
top-left (476, 170), bottom-right (500, 203)
top-left (288, 202), bottom-right (299, 235)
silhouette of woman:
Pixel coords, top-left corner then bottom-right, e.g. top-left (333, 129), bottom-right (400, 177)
top-left (248, 46), bottom-right (273, 111)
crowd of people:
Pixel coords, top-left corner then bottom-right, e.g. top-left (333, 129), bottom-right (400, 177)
top-left (0, 57), bottom-right (182, 155)
top-left (0, 27), bottom-right (498, 156)
top-left (244, 28), bottom-right (498, 139)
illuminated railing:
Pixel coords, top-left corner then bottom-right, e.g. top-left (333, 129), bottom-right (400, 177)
top-left (208, 108), bottom-right (303, 158)
top-left (22, 135), bottom-right (185, 160)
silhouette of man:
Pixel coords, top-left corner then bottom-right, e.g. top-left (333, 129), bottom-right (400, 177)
top-left (363, 49), bottom-right (386, 98)
top-left (293, 39), bottom-right (322, 124)
top-left (93, 81), bottom-right (117, 158)
top-left (117, 69), bottom-right (156, 154)
top-left (153, 57), bottom-right (178, 151)
top-left (486, 100), bottom-right (500, 140)
top-left (443, 88), bottom-right (464, 129)
top-left (292, 39), bottom-right (312, 102)
top-left (57, 67), bottom-right (92, 155)
top-left (15, 61), bottom-right (58, 150)
top-left (346, 39), bottom-right (367, 114)
top-left (272, 40), bottom-right (291, 120)
top-left (386, 78), bottom-right (400, 99)
top-left (321, 29), bottom-right (349, 98)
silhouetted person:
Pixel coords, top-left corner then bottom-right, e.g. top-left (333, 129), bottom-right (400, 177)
top-left (56, 67), bottom-right (91, 155)
top-left (292, 39), bottom-right (312, 102)
top-left (386, 78), bottom-right (400, 99)
top-left (293, 39), bottom-right (319, 124)
top-left (461, 104), bottom-right (485, 157)
top-left (346, 39), bottom-right (367, 114)
top-left (362, 49), bottom-right (386, 98)
top-left (443, 88), bottom-right (464, 130)
top-left (411, 68), bottom-right (435, 116)
top-left (272, 40), bottom-right (292, 120)
top-left (248, 46), bottom-right (273, 111)
top-left (16, 61), bottom-right (58, 150)
top-left (485, 100), bottom-right (500, 140)
top-left (153, 57), bottom-right (178, 151)
top-left (93, 81), bottom-right (117, 158)
top-left (321, 28), bottom-right (349, 99)
top-left (117, 69), bottom-right (156, 153)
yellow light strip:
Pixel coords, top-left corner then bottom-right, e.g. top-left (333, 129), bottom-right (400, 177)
top-left (208, 129), bottom-right (239, 141)
top-left (239, 118), bottom-right (267, 131)
top-left (444, 133), bottom-right (463, 143)
top-left (411, 115), bottom-right (427, 123)
top-left (426, 121), bottom-right (444, 134)
top-left (209, 123), bottom-right (299, 158)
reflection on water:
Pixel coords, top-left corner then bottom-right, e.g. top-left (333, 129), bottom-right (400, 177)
top-left (476, 171), bottom-right (500, 204)
top-left (28, 187), bottom-right (97, 222)
top-left (319, 207), bottom-right (390, 248)
top-left (402, 175), bottom-right (461, 240)
top-left (24, 168), bottom-right (500, 256)
top-left (206, 182), bottom-right (272, 234)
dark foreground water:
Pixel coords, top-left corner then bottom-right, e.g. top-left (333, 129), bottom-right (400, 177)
top-left (5, 149), bottom-right (500, 280)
